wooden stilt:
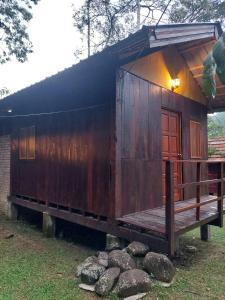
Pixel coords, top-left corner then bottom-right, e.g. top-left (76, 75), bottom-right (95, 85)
top-left (200, 224), bottom-right (211, 241)
top-left (166, 161), bottom-right (175, 257)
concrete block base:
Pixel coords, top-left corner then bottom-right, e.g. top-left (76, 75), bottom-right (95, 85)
top-left (105, 233), bottom-right (126, 251)
top-left (7, 202), bottom-right (18, 220)
top-left (42, 212), bottom-right (56, 238)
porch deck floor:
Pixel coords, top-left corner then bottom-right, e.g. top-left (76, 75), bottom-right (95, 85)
top-left (117, 195), bottom-right (225, 237)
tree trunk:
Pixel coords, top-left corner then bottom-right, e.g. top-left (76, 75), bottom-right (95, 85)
top-left (136, 0), bottom-right (141, 30)
top-left (87, 0), bottom-right (91, 57)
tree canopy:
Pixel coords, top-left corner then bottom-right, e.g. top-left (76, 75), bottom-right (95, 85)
top-left (73, 0), bottom-right (225, 58)
top-left (203, 32), bottom-right (225, 99)
top-left (168, 0), bottom-right (225, 24)
top-left (0, 0), bottom-right (40, 64)
top-left (73, 0), bottom-right (165, 57)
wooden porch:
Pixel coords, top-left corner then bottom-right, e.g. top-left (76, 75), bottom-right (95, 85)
top-left (118, 160), bottom-right (225, 256)
top-left (118, 195), bottom-right (223, 236)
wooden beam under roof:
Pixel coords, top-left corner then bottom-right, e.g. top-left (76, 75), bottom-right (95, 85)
top-left (193, 74), bottom-right (203, 79)
top-left (179, 40), bottom-right (215, 53)
top-left (190, 65), bottom-right (204, 71)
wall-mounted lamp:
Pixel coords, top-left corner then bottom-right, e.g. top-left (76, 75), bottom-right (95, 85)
top-left (171, 78), bottom-right (180, 91)
top-left (7, 109), bottom-right (12, 113)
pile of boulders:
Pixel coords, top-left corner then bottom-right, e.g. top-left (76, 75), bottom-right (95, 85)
top-left (75, 235), bottom-right (176, 299)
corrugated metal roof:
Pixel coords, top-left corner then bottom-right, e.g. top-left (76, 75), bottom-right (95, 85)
top-left (0, 22), bottom-right (223, 114)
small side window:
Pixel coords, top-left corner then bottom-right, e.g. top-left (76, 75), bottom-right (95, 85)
top-left (19, 126), bottom-right (35, 160)
top-left (190, 120), bottom-right (201, 159)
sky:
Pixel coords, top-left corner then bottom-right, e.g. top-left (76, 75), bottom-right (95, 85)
top-left (0, 0), bottom-right (83, 94)
top-left (0, 0), bottom-right (166, 95)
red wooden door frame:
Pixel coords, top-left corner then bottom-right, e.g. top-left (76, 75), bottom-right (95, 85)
top-left (161, 109), bottom-right (182, 202)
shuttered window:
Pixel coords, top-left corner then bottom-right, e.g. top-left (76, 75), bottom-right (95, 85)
top-left (190, 120), bottom-right (201, 159)
top-left (19, 126), bottom-right (35, 160)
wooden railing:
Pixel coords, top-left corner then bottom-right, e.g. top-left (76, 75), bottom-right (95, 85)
top-left (165, 159), bottom-right (224, 256)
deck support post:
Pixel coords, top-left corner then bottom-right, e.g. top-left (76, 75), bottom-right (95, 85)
top-left (174, 237), bottom-right (180, 256)
top-left (217, 162), bottom-right (224, 227)
top-left (196, 162), bottom-right (201, 221)
top-left (43, 212), bottom-right (56, 238)
top-left (200, 224), bottom-right (211, 241)
top-left (7, 201), bottom-right (18, 221)
top-left (105, 233), bottom-right (126, 251)
top-left (166, 161), bottom-right (175, 257)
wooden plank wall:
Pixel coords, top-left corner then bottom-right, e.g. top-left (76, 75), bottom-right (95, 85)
top-left (9, 60), bottom-right (117, 219)
top-left (11, 105), bottom-right (114, 217)
top-left (116, 70), bottom-right (162, 217)
top-left (116, 70), bottom-right (208, 217)
top-left (8, 66), bottom-right (208, 220)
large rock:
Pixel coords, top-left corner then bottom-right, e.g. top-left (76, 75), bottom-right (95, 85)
top-left (115, 269), bottom-right (152, 298)
top-left (97, 251), bottom-right (108, 268)
top-left (95, 267), bottom-right (120, 296)
top-left (79, 283), bottom-right (95, 292)
top-left (106, 234), bottom-right (125, 251)
top-left (75, 256), bottom-right (97, 277)
top-left (127, 242), bottom-right (150, 257)
top-left (108, 250), bottom-right (136, 272)
top-left (143, 252), bottom-right (175, 283)
top-left (124, 294), bottom-right (147, 300)
top-left (81, 263), bottom-right (105, 284)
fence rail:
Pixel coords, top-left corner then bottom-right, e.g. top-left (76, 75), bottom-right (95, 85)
top-left (165, 159), bottom-right (224, 256)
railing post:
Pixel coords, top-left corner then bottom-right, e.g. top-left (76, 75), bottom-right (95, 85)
top-left (217, 162), bottom-right (224, 227)
top-left (196, 162), bottom-right (201, 221)
top-left (166, 160), bottom-right (175, 257)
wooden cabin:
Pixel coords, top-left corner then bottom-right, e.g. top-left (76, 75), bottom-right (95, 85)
top-left (0, 23), bottom-right (225, 256)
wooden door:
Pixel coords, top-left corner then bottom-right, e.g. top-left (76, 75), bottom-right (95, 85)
top-left (161, 109), bottom-right (182, 202)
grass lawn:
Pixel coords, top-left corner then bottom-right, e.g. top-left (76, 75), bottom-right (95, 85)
top-left (1, 216), bottom-right (225, 300)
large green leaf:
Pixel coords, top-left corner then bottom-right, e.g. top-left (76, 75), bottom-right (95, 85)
top-left (203, 32), bottom-right (225, 98)
top-left (213, 32), bottom-right (225, 84)
top-left (203, 52), bottom-right (217, 99)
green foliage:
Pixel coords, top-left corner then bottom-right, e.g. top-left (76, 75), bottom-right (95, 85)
top-left (208, 115), bottom-right (225, 138)
top-left (213, 112), bottom-right (225, 129)
top-left (208, 147), bottom-right (217, 157)
top-left (203, 53), bottom-right (217, 99)
top-left (0, 218), bottom-right (94, 300)
top-left (213, 33), bottom-right (225, 84)
top-left (203, 33), bottom-right (225, 98)
top-left (0, 0), bottom-right (40, 64)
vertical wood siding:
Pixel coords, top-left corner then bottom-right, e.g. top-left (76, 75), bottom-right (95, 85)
top-left (9, 67), bottom-right (208, 219)
top-left (116, 70), bottom-right (208, 217)
top-left (11, 105), bottom-right (113, 217)
top-left (116, 71), bottom-right (162, 216)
